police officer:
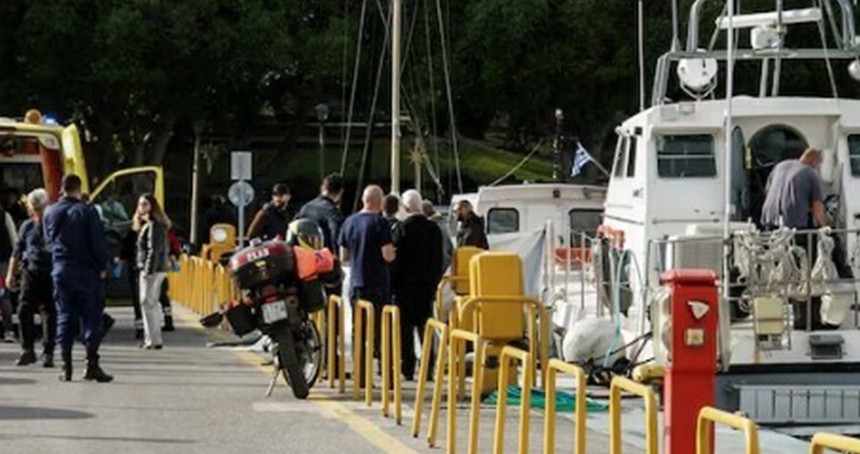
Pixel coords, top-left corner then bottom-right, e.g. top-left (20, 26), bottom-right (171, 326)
top-left (43, 174), bottom-right (113, 382)
top-left (247, 183), bottom-right (292, 241)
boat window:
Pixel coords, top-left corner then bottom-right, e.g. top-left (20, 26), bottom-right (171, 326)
top-left (656, 134), bottom-right (716, 178)
top-left (487, 208), bottom-right (519, 234)
top-left (626, 136), bottom-right (638, 177)
top-left (569, 209), bottom-right (603, 247)
top-left (849, 135), bottom-right (860, 176)
top-left (612, 136), bottom-right (627, 178)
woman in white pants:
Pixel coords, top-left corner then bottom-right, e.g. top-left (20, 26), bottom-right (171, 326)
top-left (134, 194), bottom-right (170, 350)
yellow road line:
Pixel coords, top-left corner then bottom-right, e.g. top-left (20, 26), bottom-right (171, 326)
top-left (174, 308), bottom-right (418, 454)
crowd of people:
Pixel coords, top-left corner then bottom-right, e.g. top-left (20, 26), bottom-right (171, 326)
top-left (1, 169), bottom-right (491, 384)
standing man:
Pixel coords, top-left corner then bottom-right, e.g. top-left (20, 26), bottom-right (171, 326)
top-left (43, 174), bottom-right (113, 382)
top-left (422, 200), bottom-right (454, 272)
top-left (297, 173), bottom-right (345, 254)
top-left (454, 200), bottom-right (489, 249)
top-left (383, 194), bottom-right (401, 229)
top-left (393, 190), bottom-right (443, 380)
top-left (6, 189), bottom-right (55, 367)
top-left (339, 185), bottom-right (396, 372)
top-left (247, 183), bottom-right (292, 241)
top-left (0, 203), bottom-right (18, 342)
top-left (761, 148), bottom-right (829, 329)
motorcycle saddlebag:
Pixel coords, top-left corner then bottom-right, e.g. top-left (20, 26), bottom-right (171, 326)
top-left (229, 242), bottom-right (295, 290)
top-left (299, 279), bottom-right (325, 313)
top-left (225, 303), bottom-right (256, 336)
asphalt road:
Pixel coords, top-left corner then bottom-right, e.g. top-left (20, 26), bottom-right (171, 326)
top-left (0, 305), bottom-right (634, 454)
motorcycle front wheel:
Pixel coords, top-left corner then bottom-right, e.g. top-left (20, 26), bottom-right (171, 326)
top-left (274, 327), bottom-right (310, 399)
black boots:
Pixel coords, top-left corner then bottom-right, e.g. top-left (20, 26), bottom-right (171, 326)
top-left (16, 350), bottom-right (37, 366)
top-left (59, 350), bottom-right (73, 382)
top-left (83, 353), bottom-right (114, 383)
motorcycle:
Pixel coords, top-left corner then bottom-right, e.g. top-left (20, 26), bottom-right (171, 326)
top-left (203, 236), bottom-right (336, 399)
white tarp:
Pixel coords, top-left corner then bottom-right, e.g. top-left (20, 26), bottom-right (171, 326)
top-left (488, 227), bottom-right (547, 299)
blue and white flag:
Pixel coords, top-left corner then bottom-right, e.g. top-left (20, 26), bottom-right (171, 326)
top-left (570, 142), bottom-right (591, 177)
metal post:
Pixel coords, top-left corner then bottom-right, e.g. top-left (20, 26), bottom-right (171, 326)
top-left (391, 0), bottom-right (403, 194)
top-left (190, 120), bottom-right (204, 245)
top-left (638, 0), bottom-right (647, 111)
top-left (237, 181), bottom-right (246, 248)
top-left (553, 109), bottom-right (564, 181)
top-left (720, 0), bottom-right (736, 373)
top-left (315, 103), bottom-right (330, 181)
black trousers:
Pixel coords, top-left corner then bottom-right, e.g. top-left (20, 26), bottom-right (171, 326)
top-left (352, 286), bottom-right (387, 384)
top-left (128, 267), bottom-right (142, 326)
top-left (396, 283), bottom-right (435, 380)
top-left (18, 268), bottom-right (56, 354)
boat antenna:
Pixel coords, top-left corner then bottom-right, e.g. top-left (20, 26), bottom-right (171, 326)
top-left (638, 0), bottom-right (647, 111)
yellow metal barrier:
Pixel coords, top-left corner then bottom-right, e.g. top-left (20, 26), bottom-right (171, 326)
top-left (544, 359), bottom-right (587, 454)
top-left (609, 376), bottom-right (658, 454)
top-left (327, 295), bottom-right (346, 393)
top-left (457, 296), bottom-right (549, 388)
top-left (381, 305), bottom-right (403, 424)
top-left (493, 347), bottom-right (533, 454)
top-left (412, 318), bottom-right (449, 447)
top-left (696, 407), bottom-right (759, 454)
top-left (809, 433), bottom-right (860, 454)
top-left (447, 329), bottom-right (486, 454)
top-left (353, 299), bottom-right (375, 405)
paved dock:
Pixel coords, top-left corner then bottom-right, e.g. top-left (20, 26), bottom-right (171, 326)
top-left (0, 306), bottom-right (811, 453)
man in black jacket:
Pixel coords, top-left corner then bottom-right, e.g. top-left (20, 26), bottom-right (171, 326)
top-left (297, 174), bottom-right (345, 254)
top-left (454, 200), bottom-right (489, 250)
top-left (393, 190), bottom-right (443, 380)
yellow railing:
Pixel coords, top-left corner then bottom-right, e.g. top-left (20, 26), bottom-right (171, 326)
top-left (447, 329), bottom-right (486, 454)
top-left (544, 359), bottom-right (587, 454)
top-left (412, 318), bottom-right (449, 447)
top-left (327, 295), bottom-right (346, 393)
top-left (171, 254), bottom-right (238, 315)
top-left (609, 376), bottom-right (659, 454)
top-left (809, 433), bottom-right (860, 454)
top-left (353, 299), bottom-right (376, 405)
top-left (381, 305), bottom-right (403, 424)
top-left (696, 407), bottom-right (760, 454)
top-left (493, 347), bottom-right (534, 454)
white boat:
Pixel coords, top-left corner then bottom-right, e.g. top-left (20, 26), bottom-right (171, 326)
top-left (593, 0), bottom-right (860, 428)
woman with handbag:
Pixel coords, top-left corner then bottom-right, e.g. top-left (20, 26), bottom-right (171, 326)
top-left (134, 194), bottom-right (170, 350)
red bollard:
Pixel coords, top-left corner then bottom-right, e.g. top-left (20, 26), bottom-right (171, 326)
top-left (661, 269), bottom-right (718, 454)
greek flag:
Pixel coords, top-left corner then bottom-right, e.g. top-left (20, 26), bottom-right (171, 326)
top-left (570, 142), bottom-right (591, 177)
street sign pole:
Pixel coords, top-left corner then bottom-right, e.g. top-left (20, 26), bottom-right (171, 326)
top-left (238, 185), bottom-right (245, 248)
top-left (230, 151), bottom-right (254, 248)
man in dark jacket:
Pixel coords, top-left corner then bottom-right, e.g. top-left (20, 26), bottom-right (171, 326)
top-left (247, 183), bottom-right (292, 241)
top-left (43, 174), bottom-right (112, 382)
top-left (393, 190), bottom-right (443, 380)
top-left (297, 173), bottom-right (345, 254)
top-left (454, 200), bottom-right (489, 249)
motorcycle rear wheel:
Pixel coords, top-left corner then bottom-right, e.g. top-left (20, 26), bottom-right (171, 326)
top-left (274, 328), bottom-right (310, 399)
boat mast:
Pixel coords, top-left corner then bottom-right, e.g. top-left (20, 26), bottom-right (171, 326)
top-left (391, 0), bottom-right (403, 194)
top-left (721, 0), bottom-right (736, 370)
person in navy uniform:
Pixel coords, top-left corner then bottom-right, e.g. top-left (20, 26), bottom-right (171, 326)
top-left (43, 174), bottom-right (113, 382)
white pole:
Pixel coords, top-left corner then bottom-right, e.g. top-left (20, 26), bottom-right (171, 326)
top-left (238, 182), bottom-right (246, 248)
top-left (721, 0), bottom-right (736, 371)
top-left (638, 0), bottom-right (646, 111)
top-left (391, 0), bottom-right (403, 194)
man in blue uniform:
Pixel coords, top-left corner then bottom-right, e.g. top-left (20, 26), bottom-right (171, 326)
top-left (43, 174), bottom-right (113, 382)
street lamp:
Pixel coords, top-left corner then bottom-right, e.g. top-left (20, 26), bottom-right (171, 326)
top-left (314, 103), bottom-right (330, 180)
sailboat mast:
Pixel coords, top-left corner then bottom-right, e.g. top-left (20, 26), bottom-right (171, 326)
top-left (391, 0), bottom-right (403, 194)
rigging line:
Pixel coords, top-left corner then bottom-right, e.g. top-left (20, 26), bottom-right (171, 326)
top-left (353, 5), bottom-right (393, 212)
top-left (341, 0), bottom-right (370, 174)
top-left (815, 0), bottom-right (840, 98)
top-left (707, 2), bottom-right (729, 52)
top-left (339, 0), bottom-right (350, 150)
top-left (434, 0), bottom-right (462, 193)
top-left (400, 0), bottom-right (422, 74)
top-left (487, 140), bottom-right (546, 187)
top-left (822, 0), bottom-right (844, 47)
top-left (423, 0), bottom-right (440, 183)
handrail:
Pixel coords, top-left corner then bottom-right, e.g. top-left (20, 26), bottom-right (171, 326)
top-left (412, 318), bottom-right (449, 447)
top-left (493, 346), bottom-right (534, 454)
top-left (809, 432), bottom-right (860, 454)
top-left (447, 329), bottom-right (486, 454)
top-left (696, 406), bottom-right (760, 454)
top-left (353, 300), bottom-right (376, 405)
top-left (543, 359), bottom-right (587, 454)
top-left (381, 305), bottom-right (403, 424)
top-left (327, 295), bottom-right (346, 393)
top-left (609, 376), bottom-right (659, 454)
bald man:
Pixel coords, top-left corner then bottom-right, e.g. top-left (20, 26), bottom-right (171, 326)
top-left (339, 186), bottom-right (396, 372)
